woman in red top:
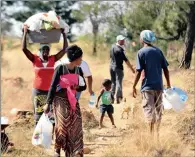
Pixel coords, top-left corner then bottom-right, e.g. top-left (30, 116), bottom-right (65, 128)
top-left (22, 25), bottom-right (68, 125)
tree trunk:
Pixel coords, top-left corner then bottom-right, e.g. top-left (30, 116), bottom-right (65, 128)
top-left (1, 35), bottom-right (4, 57)
top-left (180, 2), bottom-right (195, 69)
top-left (92, 22), bottom-right (99, 56)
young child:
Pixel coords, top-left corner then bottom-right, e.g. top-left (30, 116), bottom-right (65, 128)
top-left (96, 79), bottom-right (116, 129)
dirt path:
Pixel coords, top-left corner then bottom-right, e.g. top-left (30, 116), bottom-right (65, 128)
top-left (45, 102), bottom-right (133, 157)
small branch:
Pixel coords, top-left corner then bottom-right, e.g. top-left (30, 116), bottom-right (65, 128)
top-left (156, 35), bottom-right (180, 41)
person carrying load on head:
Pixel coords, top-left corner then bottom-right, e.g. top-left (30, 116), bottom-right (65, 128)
top-left (22, 25), bottom-right (68, 126)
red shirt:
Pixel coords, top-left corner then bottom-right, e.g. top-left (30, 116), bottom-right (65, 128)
top-left (33, 55), bottom-right (55, 91)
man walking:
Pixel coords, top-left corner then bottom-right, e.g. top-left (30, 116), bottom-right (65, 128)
top-left (110, 35), bottom-right (135, 104)
top-left (132, 30), bottom-right (171, 139)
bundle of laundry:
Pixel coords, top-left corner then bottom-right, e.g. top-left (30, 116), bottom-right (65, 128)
top-left (23, 10), bottom-right (69, 33)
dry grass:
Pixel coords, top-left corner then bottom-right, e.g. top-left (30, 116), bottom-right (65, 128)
top-left (1, 37), bottom-right (194, 157)
top-left (104, 110), bottom-right (194, 157)
top-left (103, 69), bottom-right (194, 157)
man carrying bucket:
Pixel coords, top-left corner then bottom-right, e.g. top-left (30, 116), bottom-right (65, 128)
top-left (132, 30), bottom-right (171, 139)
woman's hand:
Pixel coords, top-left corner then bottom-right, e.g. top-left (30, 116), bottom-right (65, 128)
top-left (61, 28), bottom-right (65, 34)
top-left (23, 25), bottom-right (29, 33)
top-left (43, 104), bottom-right (50, 114)
top-left (71, 84), bottom-right (79, 90)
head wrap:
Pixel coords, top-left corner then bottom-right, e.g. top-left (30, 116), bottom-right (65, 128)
top-left (140, 30), bottom-right (156, 44)
top-left (66, 45), bottom-right (83, 62)
top-left (40, 44), bottom-right (51, 51)
top-left (38, 43), bottom-right (51, 59)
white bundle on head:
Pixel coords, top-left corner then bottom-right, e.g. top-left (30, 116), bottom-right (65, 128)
top-left (23, 10), bottom-right (70, 33)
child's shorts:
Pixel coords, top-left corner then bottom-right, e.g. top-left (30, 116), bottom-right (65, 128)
top-left (100, 104), bottom-right (114, 114)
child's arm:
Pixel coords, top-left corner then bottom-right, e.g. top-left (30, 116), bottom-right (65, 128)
top-left (96, 89), bottom-right (104, 108)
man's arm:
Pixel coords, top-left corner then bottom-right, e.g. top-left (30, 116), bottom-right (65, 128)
top-left (121, 48), bottom-right (135, 73)
top-left (132, 70), bottom-right (142, 98)
top-left (163, 67), bottom-right (171, 88)
top-left (81, 61), bottom-right (93, 95)
top-left (87, 76), bottom-right (93, 95)
top-left (161, 50), bottom-right (171, 88)
top-left (125, 60), bottom-right (135, 73)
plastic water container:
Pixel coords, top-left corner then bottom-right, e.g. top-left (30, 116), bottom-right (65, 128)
top-left (172, 86), bottom-right (188, 102)
top-left (1, 117), bottom-right (9, 124)
top-left (162, 94), bottom-right (172, 110)
top-left (164, 88), bottom-right (186, 112)
top-left (89, 93), bottom-right (96, 108)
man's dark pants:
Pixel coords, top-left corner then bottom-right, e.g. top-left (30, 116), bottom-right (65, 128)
top-left (110, 68), bottom-right (124, 103)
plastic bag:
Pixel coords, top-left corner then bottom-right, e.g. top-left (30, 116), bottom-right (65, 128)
top-left (24, 13), bottom-right (44, 32)
top-left (59, 19), bottom-right (70, 33)
top-left (32, 113), bottom-right (53, 149)
top-left (43, 21), bottom-right (55, 31)
top-left (23, 11), bottom-right (69, 33)
top-left (42, 11), bottom-right (59, 24)
top-left (42, 11), bottom-right (60, 30)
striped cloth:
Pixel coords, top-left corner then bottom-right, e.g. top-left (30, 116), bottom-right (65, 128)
top-left (53, 96), bottom-right (83, 156)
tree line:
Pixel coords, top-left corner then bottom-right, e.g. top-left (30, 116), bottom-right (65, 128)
top-left (1, 1), bottom-right (195, 69)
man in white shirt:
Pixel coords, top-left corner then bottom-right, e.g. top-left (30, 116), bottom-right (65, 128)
top-left (55, 58), bottom-right (94, 100)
